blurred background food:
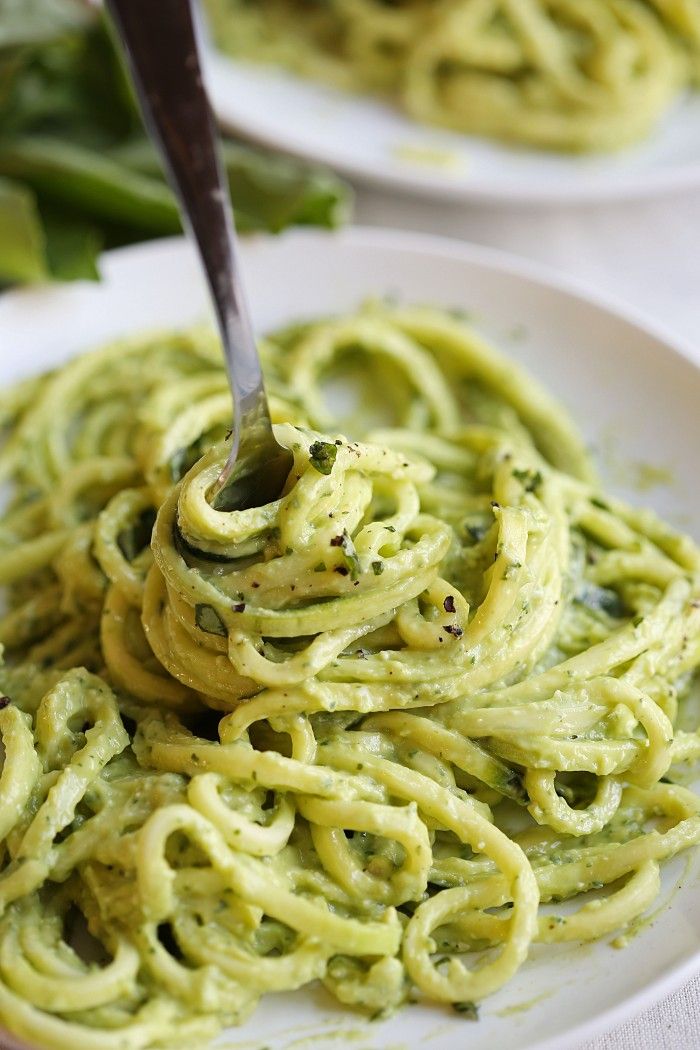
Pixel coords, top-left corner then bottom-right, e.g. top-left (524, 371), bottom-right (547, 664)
top-left (205, 0), bottom-right (700, 153)
top-left (0, 0), bottom-right (351, 285)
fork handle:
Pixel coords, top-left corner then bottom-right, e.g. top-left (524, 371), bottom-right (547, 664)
top-left (104, 0), bottom-right (265, 449)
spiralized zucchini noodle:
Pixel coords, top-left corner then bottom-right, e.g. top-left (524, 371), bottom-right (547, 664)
top-left (204, 0), bottom-right (700, 152)
top-left (1, 303), bottom-right (700, 1048)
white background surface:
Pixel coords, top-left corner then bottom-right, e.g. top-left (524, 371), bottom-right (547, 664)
top-left (354, 187), bottom-right (700, 351)
top-left (351, 185), bottom-right (700, 1050)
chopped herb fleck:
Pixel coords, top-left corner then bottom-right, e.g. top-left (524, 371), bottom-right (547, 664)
top-left (444, 624), bottom-right (463, 638)
top-left (308, 440), bottom-right (338, 475)
top-left (453, 1002), bottom-right (479, 1020)
top-left (372, 560), bottom-right (384, 576)
top-left (194, 604), bottom-right (228, 636)
top-left (331, 530), bottom-right (361, 579)
top-left (512, 468), bottom-right (543, 493)
top-left (443, 595), bottom-right (456, 613)
top-left (314, 562), bottom-right (327, 573)
top-left (232, 602), bottom-right (246, 613)
top-left (117, 508), bottom-right (157, 562)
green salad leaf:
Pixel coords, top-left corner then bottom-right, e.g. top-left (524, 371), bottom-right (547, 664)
top-left (0, 0), bottom-right (351, 285)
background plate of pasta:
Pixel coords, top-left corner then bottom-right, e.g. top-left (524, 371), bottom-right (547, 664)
top-left (199, 0), bottom-right (700, 204)
top-left (2, 227), bottom-right (700, 1050)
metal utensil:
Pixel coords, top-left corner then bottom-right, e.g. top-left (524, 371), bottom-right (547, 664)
top-left (105, 0), bottom-right (294, 511)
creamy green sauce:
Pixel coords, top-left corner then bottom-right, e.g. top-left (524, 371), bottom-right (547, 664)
top-left (392, 144), bottom-right (463, 171)
top-left (496, 989), bottom-right (552, 1017)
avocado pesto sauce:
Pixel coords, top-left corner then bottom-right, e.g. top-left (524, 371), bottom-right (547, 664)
top-left (1, 303), bottom-right (700, 1048)
top-left (204, 0), bottom-right (700, 153)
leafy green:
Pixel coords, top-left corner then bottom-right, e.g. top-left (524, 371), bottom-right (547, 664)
top-left (194, 604), bottom-right (228, 637)
top-left (0, 177), bottom-right (47, 282)
top-left (512, 467), bottom-right (543, 493)
top-left (116, 508), bottom-right (157, 563)
top-left (0, 0), bottom-right (351, 285)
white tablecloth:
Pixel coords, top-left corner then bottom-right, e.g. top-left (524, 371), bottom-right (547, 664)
top-left (354, 187), bottom-right (700, 350)
top-left (354, 184), bottom-right (700, 1050)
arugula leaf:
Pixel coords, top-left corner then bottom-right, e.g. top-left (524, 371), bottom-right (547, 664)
top-left (110, 138), bottom-right (350, 233)
top-left (0, 137), bottom-right (181, 234)
top-left (41, 205), bottom-right (101, 280)
top-left (0, 177), bottom-right (47, 282)
top-left (0, 0), bottom-right (351, 287)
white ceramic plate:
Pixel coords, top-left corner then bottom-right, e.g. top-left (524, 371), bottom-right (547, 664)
top-left (202, 43), bottom-right (700, 206)
top-left (2, 229), bottom-right (700, 1050)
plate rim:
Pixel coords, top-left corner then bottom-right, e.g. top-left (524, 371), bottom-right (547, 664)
top-left (1, 227), bottom-right (700, 1050)
top-left (103, 227), bottom-right (700, 374)
top-left (203, 47), bottom-right (700, 207)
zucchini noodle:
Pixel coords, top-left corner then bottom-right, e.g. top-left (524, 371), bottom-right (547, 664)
top-left (1, 302), bottom-right (700, 1048)
top-left (204, 0), bottom-right (700, 152)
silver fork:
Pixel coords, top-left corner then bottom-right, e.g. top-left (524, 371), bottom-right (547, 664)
top-left (105, 0), bottom-right (294, 511)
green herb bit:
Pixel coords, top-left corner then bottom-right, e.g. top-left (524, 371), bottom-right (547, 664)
top-left (308, 440), bottom-right (338, 475)
top-left (371, 560), bottom-right (384, 576)
top-left (331, 530), bottom-right (361, 580)
top-left (512, 468), bottom-right (543, 493)
top-left (453, 1001), bottom-right (479, 1020)
top-left (194, 603), bottom-right (228, 637)
top-left (117, 508), bottom-right (157, 562)
top-left (503, 561), bottom-right (522, 580)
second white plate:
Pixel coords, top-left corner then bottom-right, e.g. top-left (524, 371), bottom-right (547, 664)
top-left (203, 46), bottom-right (700, 206)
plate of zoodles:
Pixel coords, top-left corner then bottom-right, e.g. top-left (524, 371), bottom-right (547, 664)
top-left (1, 226), bottom-right (700, 1050)
top-left (199, 0), bottom-right (700, 204)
